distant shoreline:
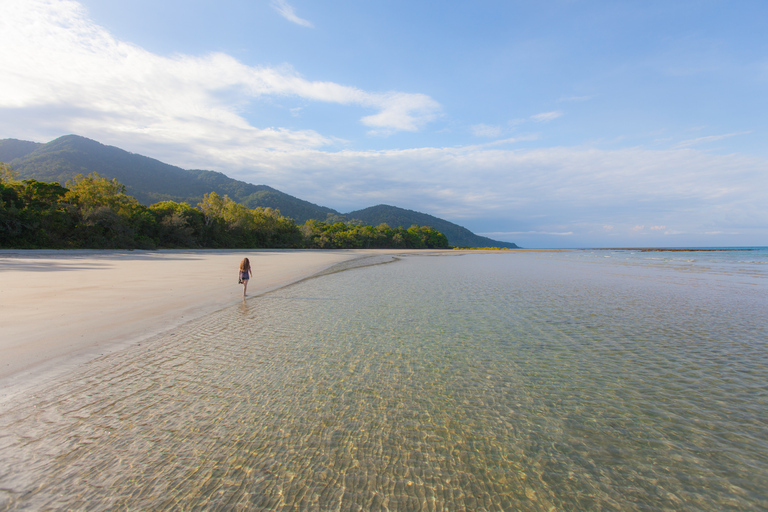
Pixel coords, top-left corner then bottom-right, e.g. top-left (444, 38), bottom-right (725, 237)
top-left (590, 248), bottom-right (756, 252)
top-left (456, 247), bottom-right (760, 252)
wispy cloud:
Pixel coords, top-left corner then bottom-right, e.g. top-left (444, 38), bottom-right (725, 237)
top-left (463, 134), bottom-right (539, 149)
top-left (559, 95), bottom-right (593, 102)
top-left (531, 111), bottom-right (563, 122)
top-left (270, 0), bottom-right (314, 28)
top-left (673, 131), bottom-right (751, 148)
top-left (471, 124), bottom-right (503, 138)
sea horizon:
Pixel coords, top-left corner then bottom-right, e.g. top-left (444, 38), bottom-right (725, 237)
top-left (512, 246), bottom-right (767, 251)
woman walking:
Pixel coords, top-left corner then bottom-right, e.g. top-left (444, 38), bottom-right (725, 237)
top-left (239, 258), bottom-right (252, 297)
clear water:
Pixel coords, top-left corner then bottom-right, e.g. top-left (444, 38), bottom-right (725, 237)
top-left (1, 250), bottom-right (767, 511)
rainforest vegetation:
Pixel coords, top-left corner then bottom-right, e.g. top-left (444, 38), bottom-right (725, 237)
top-left (0, 166), bottom-right (450, 250)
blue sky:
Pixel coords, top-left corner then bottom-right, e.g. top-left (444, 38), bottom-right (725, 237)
top-left (1, 0), bottom-right (766, 247)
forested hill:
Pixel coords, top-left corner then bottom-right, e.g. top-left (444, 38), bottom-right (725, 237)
top-left (346, 205), bottom-right (519, 249)
top-left (0, 135), bottom-right (338, 223)
top-left (1, 135), bottom-right (519, 248)
top-left (0, 139), bottom-right (40, 161)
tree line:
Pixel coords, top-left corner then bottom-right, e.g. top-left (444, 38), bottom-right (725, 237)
top-left (0, 166), bottom-right (450, 250)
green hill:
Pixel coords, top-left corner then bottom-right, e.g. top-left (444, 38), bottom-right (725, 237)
top-left (0, 135), bottom-right (337, 223)
top-left (345, 205), bottom-right (518, 248)
top-left (0, 139), bottom-right (41, 161)
top-left (1, 135), bottom-right (519, 247)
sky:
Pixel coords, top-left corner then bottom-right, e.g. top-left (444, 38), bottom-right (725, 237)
top-left (1, 0), bottom-right (766, 248)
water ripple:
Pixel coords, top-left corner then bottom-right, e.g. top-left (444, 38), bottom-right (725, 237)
top-left (1, 253), bottom-right (766, 510)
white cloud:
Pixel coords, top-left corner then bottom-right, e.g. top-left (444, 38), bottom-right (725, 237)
top-left (471, 124), bottom-right (503, 138)
top-left (674, 131), bottom-right (751, 148)
top-left (0, 0), bottom-right (440, 147)
top-left (270, 0), bottom-right (314, 27)
top-left (531, 111), bottom-right (563, 122)
top-left (360, 92), bottom-right (441, 133)
top-left (465, 134), bottom-right (539, 149)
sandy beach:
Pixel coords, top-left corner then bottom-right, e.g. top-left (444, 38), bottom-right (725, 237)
top-left (0, 249), bottom-right (421, 395)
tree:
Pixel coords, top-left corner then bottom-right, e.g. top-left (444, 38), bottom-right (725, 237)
top-left (0, 162), bottom-right (19, 184)
top-left (0, 178), bottom-right (74, 248)
top-left (62, 173), bottom-right (156, 248)
top-left (1, 174), bottom-right (449, 250)
top-left (407, 225), bottom-right (449, 248)
top-left (64, 173), bottom-right (138, 214)
top-left (150, 201), bottom-right (205, 247)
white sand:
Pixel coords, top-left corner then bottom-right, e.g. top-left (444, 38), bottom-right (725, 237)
top-left (0, 249), bottom-right (408, 393)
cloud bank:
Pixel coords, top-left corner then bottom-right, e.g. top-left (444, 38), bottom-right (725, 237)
top-left (230, 145), bottom-right (766, 230)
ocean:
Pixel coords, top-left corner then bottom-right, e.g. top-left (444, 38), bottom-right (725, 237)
top-left (1, 249), bottom-right (766, 511)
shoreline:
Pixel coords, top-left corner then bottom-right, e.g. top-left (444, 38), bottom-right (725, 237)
top-left (589, 248), bottom-right (756, 252)
top-left (0, 248), bottom-right (468, 401)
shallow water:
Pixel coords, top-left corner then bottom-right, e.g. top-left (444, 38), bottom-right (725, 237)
top-left (1, 251), bottom-right (767, 511)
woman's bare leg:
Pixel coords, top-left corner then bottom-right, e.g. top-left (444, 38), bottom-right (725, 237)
top-left (242, 279), bottom-right (249, 296)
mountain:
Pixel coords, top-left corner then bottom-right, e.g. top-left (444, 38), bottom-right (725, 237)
top-left (0, 139), bottom-right (41, 161)
top-left (345, 205), bottom-right (519, 248)
top-left (1, 135), bottom-right (519, 248)
top-left (0, 135), bottom-right (337, 223)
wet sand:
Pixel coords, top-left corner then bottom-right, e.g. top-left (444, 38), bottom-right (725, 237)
top-left (0, 249), bottom-right (419, 395)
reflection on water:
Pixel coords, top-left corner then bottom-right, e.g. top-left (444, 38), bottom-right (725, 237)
top-left (1, 252), bottom-right (767, 511)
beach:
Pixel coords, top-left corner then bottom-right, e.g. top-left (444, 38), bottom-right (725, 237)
top-left (0, 249), bottom-right (432, 396)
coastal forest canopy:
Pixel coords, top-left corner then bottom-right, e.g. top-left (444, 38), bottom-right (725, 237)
top-left (0, 166), bottom-right (450, 250)
top-left (0, 135), bottom-right (518, 248)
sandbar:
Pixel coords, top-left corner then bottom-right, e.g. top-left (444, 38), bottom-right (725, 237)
top-left (0, 249), bottom-right (424, 396)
